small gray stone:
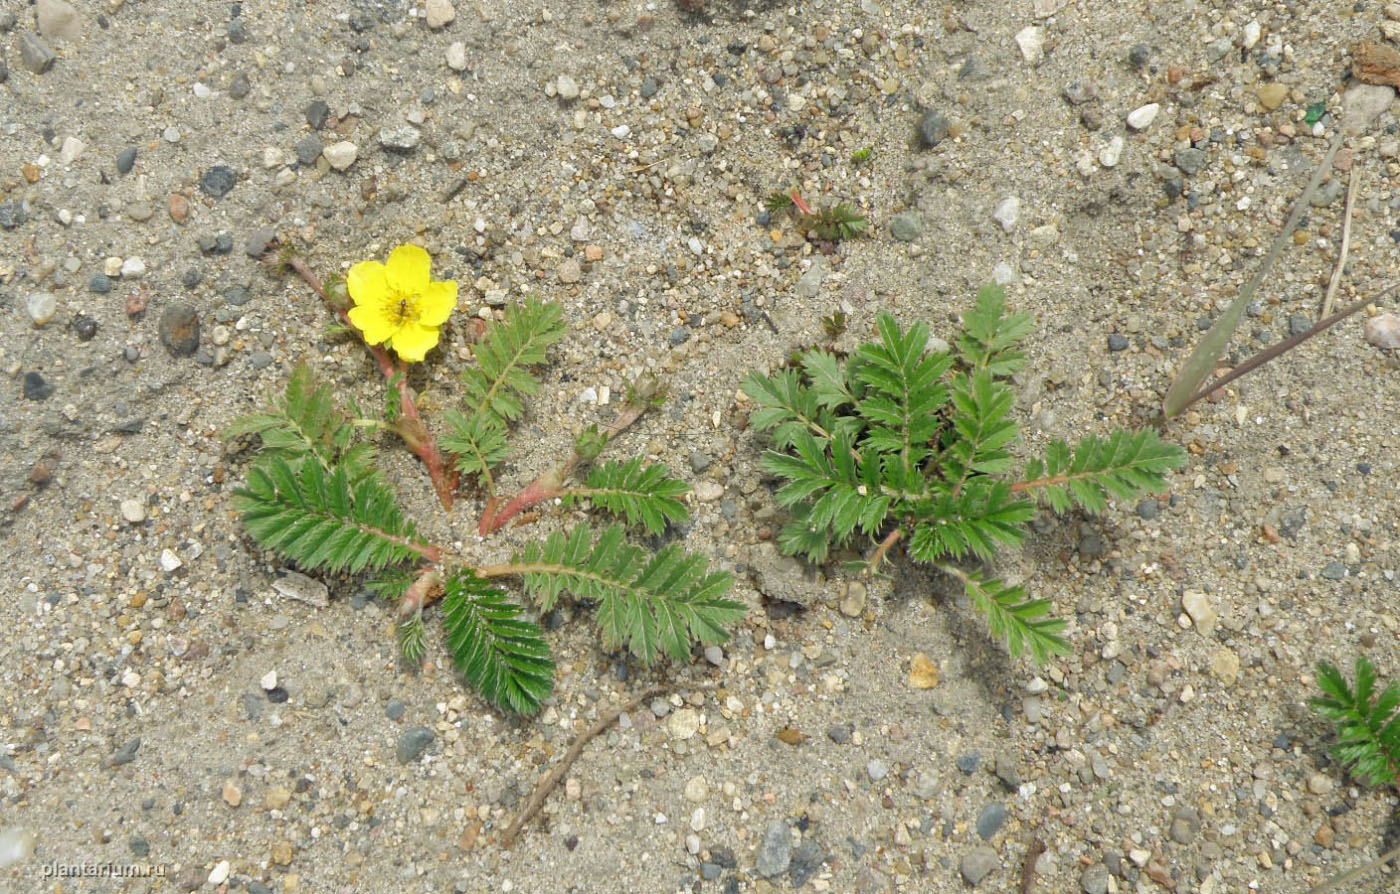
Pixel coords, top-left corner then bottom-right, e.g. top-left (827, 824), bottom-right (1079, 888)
top-left (229, 71), bottom-right (251, 99)
top-left (379, 123), bottom-right (421, 152)
top-left (158, 304), bottom-right (201, 357)
top-left (26, 292), bottom-right (57, 326)
top-left (1169, 806), bottom-right (1201, 844)
top-left (294, 135), bottom-right (323, 166)
top-left (959, 846), bottom-right (999, 885)
top-left (1136, 498), bottom-right (1159, 520)
top-left (827, 724), bottom-right (852, 744)
top-left (689, 451), bottom-right (712, 474)
top-left (23, 372), bottom-right (54, 401)
top-left (1174, 147), bottom-right (1207, 175)
top-left (19, 32), bottom-right (57, 74)
top-left (245, 227), bottom-right (276, 258)
top-left (108, 737), bottom-right (141, 767)
top-left (1081, 863), bottom-right (1110, 894)
top-left (1062, 81), bottom-right (1097, 105)
top-left (385, 699), bottom-right (407, 721)
top-left (795, 259), bottom-right (827, 298)
top-left (956, 752), bottom-right (980, 774)
top-left (994, 754), bottom-right (1021, 789)
top-left (889, 211), bottom-right (922, 242)
top-left (0, 202), bottom-right (27, 230)
top-left (1321, 561), bottom-right (1346, 580)
top-left (199, 165), bottom-right (237, 198)
top-left (1205, 36), bottom-right (1233, 63)
top-left (128, 835), bottom-right (150, 858)
top-left (305, 99), bottom-right (330, 129)
top-left (790, 838), bottom-right (825, 887)
top-left (755, 820), bottom-right (792, 877)
top-left (1128, 43), bottom-right (1151, 68)
top-left (396, 726), bottom-right (434, 763)
top-left (116, 146), bottom-right (138, 174)
top-left (89, 273), bottom-right (112, 293)
top-left (918, 111), bottom-right (949, 148)
top-left (867, 759), bottom-right (888, 782)
top-left (976, 803), bottom-right (1007, 840)
top-left (1107, 333), bottom-right (1130, 352)
top-left (1288, 313), bottom-right (1312, 336)
top-left (555, 74), bottom-right (580, 100)
top-left (640, 76), bottom-right (658, 98)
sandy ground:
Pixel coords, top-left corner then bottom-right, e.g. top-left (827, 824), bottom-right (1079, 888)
top-left (2, 0), bottom-right (1400, 892)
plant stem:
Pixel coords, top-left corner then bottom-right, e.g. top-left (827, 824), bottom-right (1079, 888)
top-left (1320, 164), bottom-right (1358, 318)
top-left (1306, 841), bottom-right (1400, 894)
top-left (866, 527), bottom-right (903, 573)
top-left (1170, 285), bottom-right (1396, 414)
top-left (284, 255), bottom-right (459, 510)
top-left (477, 401), bottom-right (650, 535)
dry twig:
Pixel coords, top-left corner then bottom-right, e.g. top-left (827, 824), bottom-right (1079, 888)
top-left (1321, 164), bottom-right (1359, 318)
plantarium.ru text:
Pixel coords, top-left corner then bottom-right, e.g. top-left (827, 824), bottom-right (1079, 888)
top-left (226, 245), bottom-right (745, 716)
top-left (741, 285), bottom-right (1187, 663)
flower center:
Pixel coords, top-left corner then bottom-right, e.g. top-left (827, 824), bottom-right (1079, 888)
top-left (388, 291), bottom-right (418, 324)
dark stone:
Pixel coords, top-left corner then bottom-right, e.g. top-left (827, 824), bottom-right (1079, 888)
top-left (1174, 148), bottom-right (1207, 176)
top-left (960, 846), bottom-right (999, 885)
top-left (1288, 313), bottom-right (1311, 336)
top-left (385, 699), bottom-right (407, 721)
top-left (129, 836), bottom-right (149, 857)
top-left (789, 838), bottom-right (826, 887)
top-left (0, 202), bottom-right (27, 230)
top-left (955, 752), bottom-right (980, 774)
top-left (1107, 333), bottom-right (1130, 352)
top-left (917, 111), bottom-right (950, 148)
top-left (1062, 81), bottom-right (1097, 105)
top-left (19, 32), bottom-right (57, 74)
top-left (224, 285), bottom-right (253, 306)
top-left (199, 165), bottom-right (237, 198)
top-left (22, 372), bottom-right (54, 401)
top-left (108, 737), bottom-right (141, 766)
top-left (0, 57), bottom-right (7, 83)
top-left (827, 724), bottom-right (852, 744)
top-left (1169, 806), bottom-right (1201, 844)
top-left (700, 863), bottom-right (722, 880)
top-left (88, 273), bottom-right (113, 293)
top-left (1078, 531), bottom-right (1107, 558)
top-left (158, 304), bottom-right (201, 356)
top-left (71, 315), bottom-right (98, 341)
top-left (1136, 498), bottom-right (1159, 520)
top-left (976, 803), bottom-right (1007, 840)
top-left (229, 71), bottom-right (250, 99)
top-left (710, 845), bottom-right (737, 868)
top-left (689, 451), bottom-right (712, 473)
top-left (249, 351), bottom-right (273, 369)
top-left (266, 686), bottom-right (289, 703)
top-left (245, 227), bottom-right (276, 257)
top-left (994, 753), bottom-right (1021, 789)
top-left (294, 135), bottom-right (323, 166)
top-left (640, 76), bottom-right (658, 98)
top-left (227, 17), bottom-right (247, 43)
top-left (305, 99), bottom-right (330, 129)
top-left (1128, 43), bottom-right (1151, 69)
top-left (755, 820), bottom-right (791, 877)
top-left (116, 146), bottom-right (138, 174)
top-left (397, 726), bottom-right (434, 763)
top-left (1321, 561), bottom-right (1346, 581)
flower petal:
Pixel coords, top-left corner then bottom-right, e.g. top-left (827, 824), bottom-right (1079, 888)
top-left (348, 303), bottom-right (396, 345)
top-left (416, 280), bottom-right (458, 327)
top-left (385, 244), bottom-right (431, 294)
top-left (389, 320), bottom-right (440, 363)
top-left (347, 260), bottom-right (388, 306)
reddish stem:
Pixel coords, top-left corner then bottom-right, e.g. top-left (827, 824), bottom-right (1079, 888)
top-left (285, 256), bottom-right (459, 510)
top-left (789, 188), bottom-right (814, 216)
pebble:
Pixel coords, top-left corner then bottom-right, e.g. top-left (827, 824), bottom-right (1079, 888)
top-left (1181, 590), bottom-right (1217, 635)
top-left (1365, 313), bottom-right (1400, 349)
top-left (229, 72), bottom-right (251, 99)
top-left (907, 653), bottom-right (939, 689)
top-left (1126, 103), bottom-right (1159, 130)
top-left (1257, 83), bottom-right (1288, 111)
top-left (71, 315), bottom-right (97, 341)
top-left (1107, 333), bottom-right (1129, 352)
top-left (796, 259), bottom-right (827, 298)
top-left (1169, 807), bottom-right (1201, 844)
top-left (976, 803), bottom-right (1007, 840)
top-left (199, 165), bottom-right (237, 198)
top-left (956, 752), bottom-right (980, 774)
top-left (1307, 772), bottom-right (1334, 795)
top-left (380, 123), bottom-right (421, 152)
top-left (26, 292), bottom-right (56, 326)
top-left (667, 708), bottom-right (699, 739)
top-left (126, 201), bottom-right (154, 222)
top-left (992, 196), bottom-right (1020, 232)
top-left (424, 0), bottom-right (455, 29)
top-left (260, 670), bottom-right (278, 691)
top-left (917, 111), bottom-right (950, 148)
top-left (959, 846), bottom-right (999, 885)
top-left (693, 481), bottom-right (724, 502)
top-left (168, 194), bottom-right (189, 224)
top-left (305, 99), bottom-right (330, 129)
top-left (1099, 135), bottom-right (1124, 168)
top-left (22, 372), bottom-right (54, 401)
top-left (789, 839), bottom-right (825, 887)
top-left (684, 776), bottom-right (708, 802)
top-left (108, 738), bottom-right (140, 766)
top-left (867, 759), bottom-right (888, 782)
top-left (158, 304), bottom-right (201, 357)
top-left (1081, 863), bottom-right (1110, 894)
top-left (159, 549), bottom-right (182, 572)
top-left (120, 499), bottom-right (147, 524)
top-left (58, 136), bottom-right (85, 164)
top-left (557, 258), bottom-right (582, 283)
top-left (889, 211), bottom-right (921, 242)
top-left (1321, 561), bottom-right (1346, 580)
top-left (245, 227), bottom-right (276, 258)
top-left (1135, 498), bottom-right (1159, 520)
top-left (0, 202), bottom-right (28, 230)
top-left (1014, 26), bottom-right (1044, 65)
top-left (20, 32), bottom-right (57, 74)
top-left (208, 861), bottom-right (230, 886)
top-left (703, 645), bottom-right (724, 666)
top-left (397, 727), bottom-right (434, 763)
top-left (556, 74), bottom-right (580, 101)
top-left (827, 724), bottom-right (852, 744)
top-left (1342, 83), bottom-right (1395, 135)
top-left (116, 146), bottom-right (137, 174)
top-left (755, 820), bottom-right (791, 877)
top-left (323, 141), bottom-right (359, 171)
top-left (1174, 147), bottom-right (1206, 175)
top-left (446, 41), bottom-right (468, 72)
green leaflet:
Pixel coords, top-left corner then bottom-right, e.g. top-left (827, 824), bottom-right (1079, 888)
top-left (562, 458), bottom-right (690, 535)
top-left (441, 569), bottom-right (554, 716)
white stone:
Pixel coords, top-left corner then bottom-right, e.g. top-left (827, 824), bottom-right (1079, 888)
top-left (667, 708), bottom-right (700, 740)
top-left (159, 549), bottom-right (183, 573)
top-left (120, 257), bottom-right (147, 279)
top-left (1099, 135), bottom-right (1124, 167)
top-left (260, 670), bottom-right (278, 691)
top-left (208, 861), bottom-right (230, 886)
top-left (58, 136), bottom-right (86, 165)
top-left (37, 0), bottom-right (82, 41)
top-left (1181, 590), bottom-right (1218, 636)
top-left (556, 74), bottom-right (580, 100)
top-left (993, 195), bottom-right (1020, 232)
top-left (1366, 313), bottom-right (1400, 349)
top-left (690, 807), bottom-right (706, 832)
top-left (610, 124), bottom-right (631, 139)
top-left (425, 0), bottom-right (455, 29)
top-left (0, 828), bottom-right (36, 871)
top-left (1014, 26), bottom-right (1044, 65)
top-left (323, 141), bottom-right (359, 171)
top-left (262, 146), bottom-right (286, 169)
top-left (121, 669), bottom-right (141, 688)
top-left (26, 292), bottom-right (57, 326)
top-left (1342, 84), bottom-right (1396, 136)
top-left (446, 41), bottom-right (468, 71)
top-left (684, 776), bottom-right (709, 802)
top-left (120, 499), bottom-right (147, 524)
top-left (163, 126), bottom-right (181, 144)
top-left (104, 256), bottom-right (124, 277)
top-left (1242, 20), bottom-right (1261, 49)
top-left (193, 82), bottom-right (214, 99)
top-left (1127, 103), bottom-right (1160, 130)
top-left (693, 481), bottom-right (724, 502)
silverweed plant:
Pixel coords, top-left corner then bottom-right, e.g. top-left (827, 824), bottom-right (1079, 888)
top-left (227, 245), bottom-right (744, 715)
top-left (741, 285), bottom-right (1187, 663)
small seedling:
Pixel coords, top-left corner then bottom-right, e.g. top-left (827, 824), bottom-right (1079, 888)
top-left (851, 146), bottom-right (874, 165)
top-left (742, 285), bottom-right (1185, 663)
top-left (228, 246), bottom-right (744, 716)
top-left (1307, 656), bottom-right (1400, 892)
top-left (765, 187), bottom-right (869, 242)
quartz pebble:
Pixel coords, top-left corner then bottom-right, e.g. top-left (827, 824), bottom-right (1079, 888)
top-left (26, 292), bottom-right (56, 326)
top-left (120, 499), bottom-right (147, 524)
top-left (1365, 313), bottom-right (1400, 349)
top-left (1126, 103), bottom-right (1159, 130)
top-left (323, 141), bottom-right (358, 171)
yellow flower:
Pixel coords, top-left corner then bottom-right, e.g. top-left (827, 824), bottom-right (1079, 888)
top-left (346, 245), bottom-right (458, 363)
